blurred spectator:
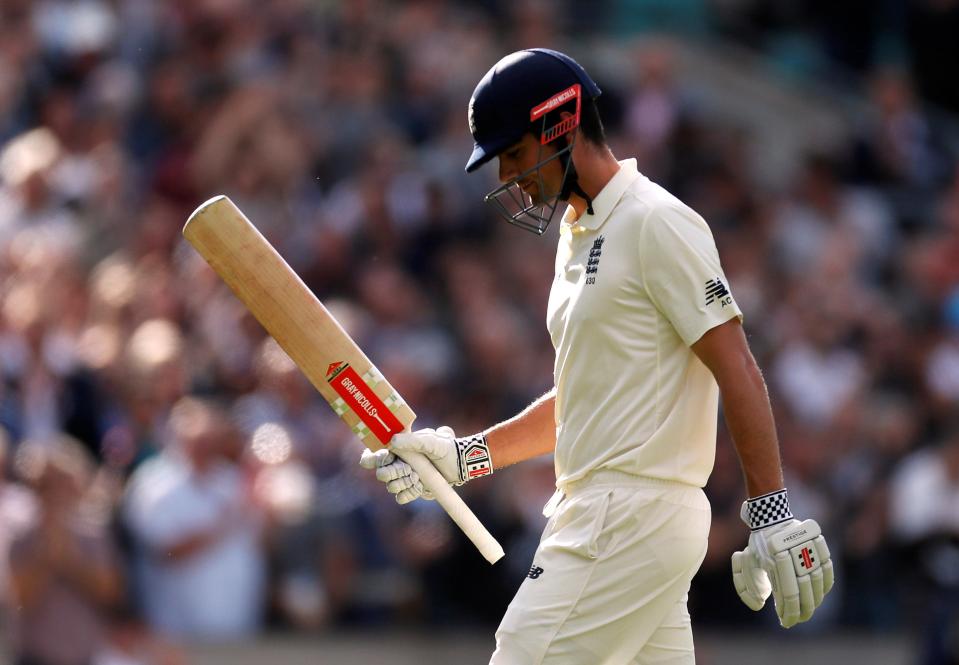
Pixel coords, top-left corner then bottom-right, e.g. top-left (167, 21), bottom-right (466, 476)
top-left (927, 325), bottom-right (959, 412)
top-left (834, 392), bottom-right (918, 628)
top-left (6, 436), bottom-right (123, 665)
top-left (770, 295), bottom-right (867, 430)
top-left (232, 339), bottom-right (330, 468)
top-left (623, 41), bottom-right (688, 176)
top-left (0, 429), bottom-right (38, 621)
top-left (93, 318), bottom-right (190, 476)
top-left (123, 397), bottom-right (266, 640)
top-left (890, 428), bottom-right (959, 665)
top-left (0, 127), bottom-right (81, 252)
top-left (772, 151), bottom-right (895, 280)
top-left (851, 68), bottom-right (945, 192)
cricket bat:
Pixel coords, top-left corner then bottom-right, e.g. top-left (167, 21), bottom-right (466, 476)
top-left (183, 195), bottom-right (504, 564)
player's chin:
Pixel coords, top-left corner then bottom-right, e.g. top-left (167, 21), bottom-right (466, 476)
top-left (518, 179), bottom-right (560, 208)
top-left (523, 186), bottom-right (547, 206)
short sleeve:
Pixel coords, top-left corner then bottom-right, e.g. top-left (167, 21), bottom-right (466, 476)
top-left (639, 203), bottom-right (742, 346)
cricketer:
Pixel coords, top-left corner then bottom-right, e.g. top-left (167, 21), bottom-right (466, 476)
top-left (361, 49), bottom-right (834, 664)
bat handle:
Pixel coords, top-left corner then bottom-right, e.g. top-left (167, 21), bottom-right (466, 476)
top-left (393, 449), bottom-right (505, 564)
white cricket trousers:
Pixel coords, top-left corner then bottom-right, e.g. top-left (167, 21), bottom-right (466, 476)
top-left (490, 471), bottom-right (711, 665)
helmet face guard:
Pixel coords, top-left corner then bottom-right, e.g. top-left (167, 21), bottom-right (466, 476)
top-left (483, 84), bottom-right (582, 235)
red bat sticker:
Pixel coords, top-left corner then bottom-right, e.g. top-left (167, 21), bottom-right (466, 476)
top-left (328, 363), bottom-right (404, 445)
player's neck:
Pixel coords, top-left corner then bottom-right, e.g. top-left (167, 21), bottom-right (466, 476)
top-left (567, 146), bottom-right (620, 219)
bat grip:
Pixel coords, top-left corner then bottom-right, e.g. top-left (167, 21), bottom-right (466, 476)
top-left (393, 449), bottom-right (505, 564)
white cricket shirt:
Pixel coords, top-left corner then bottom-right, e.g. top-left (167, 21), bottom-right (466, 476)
top-left (547, 158), bottom-right (742, 489)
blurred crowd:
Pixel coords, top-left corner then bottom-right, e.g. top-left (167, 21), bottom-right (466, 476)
top-left (0, 1), bottom-right (958, 665)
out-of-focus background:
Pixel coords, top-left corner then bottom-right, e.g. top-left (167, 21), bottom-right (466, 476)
top-left (0, 1), bottom-right (958, 664)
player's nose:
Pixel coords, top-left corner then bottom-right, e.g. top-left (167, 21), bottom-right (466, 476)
top-left (497, 156), bottom-right (516, 184)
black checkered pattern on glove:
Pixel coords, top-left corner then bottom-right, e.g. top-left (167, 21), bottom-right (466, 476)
top-left (745, 489), bottom-right (793, 531)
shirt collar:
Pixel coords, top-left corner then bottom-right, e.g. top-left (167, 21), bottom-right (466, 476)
top-left (561, 158), bottom-right (641, 233)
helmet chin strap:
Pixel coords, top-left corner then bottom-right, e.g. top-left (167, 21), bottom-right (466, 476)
top-left (557, 139), bottom-right (594, 216)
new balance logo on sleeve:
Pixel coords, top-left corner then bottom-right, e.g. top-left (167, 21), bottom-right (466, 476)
top-left (705, 277), bottom-right (732, 307)
top-left (527, 565), bottom-right (545, 579)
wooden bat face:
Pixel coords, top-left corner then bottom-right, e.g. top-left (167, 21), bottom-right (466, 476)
top-left (183, 195), bottom-right (504, 563)
top-left (183, 195), bottom-right (415, 450)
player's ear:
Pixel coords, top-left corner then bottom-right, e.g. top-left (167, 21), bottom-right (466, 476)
top-left (555, 111), bottom-right (578, 148)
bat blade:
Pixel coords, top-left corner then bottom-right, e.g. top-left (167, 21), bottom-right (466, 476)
top-left (184, 195), bottom-right (504, 563)
top-left (184, 195), bottom-right (412, 448)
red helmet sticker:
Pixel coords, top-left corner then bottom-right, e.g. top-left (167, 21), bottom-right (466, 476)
top-left (530, 84), bottom-right (582, 145)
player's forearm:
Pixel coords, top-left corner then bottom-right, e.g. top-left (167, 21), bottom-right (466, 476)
top-left (717, 359), bottom-right (785, 497)
top-left (484, 389), bottom-right (557, 469)
top-left (692, 321), bottom-right (785, 497)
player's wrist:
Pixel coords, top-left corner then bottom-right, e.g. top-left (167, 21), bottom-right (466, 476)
top-left (741, 488), bottom-right (794, 531)
top-left (453, 433), bottom-right (494, 484)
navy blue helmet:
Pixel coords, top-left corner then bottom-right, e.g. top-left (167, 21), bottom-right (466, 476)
top-left (466, 49), bottom-right (601, 173)
top-left (466, 49), bottom-right (602, 234)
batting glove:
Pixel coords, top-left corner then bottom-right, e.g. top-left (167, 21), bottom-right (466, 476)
top-left (731, 547), bottom-right (771, 611)
top-left (358, 427), bottom-right (493, 505)
top-left (731, 489), bottom-right (834, 628)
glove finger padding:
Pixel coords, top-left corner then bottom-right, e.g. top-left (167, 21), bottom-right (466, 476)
top-left (375, 459), bottom-right (413, 483)
top-left (359, 448), bottom-right (395, 470)
top-left (771, 575), bottom-right (784, 622)
top-left (810, 567), bottom-right (824, 608)
top-left (815, 535), bottom-right (834, 596)
top-left (731, 549), bottom-right (770, 611)
top-left (796, 566), bottom-right (815, 622)
top-left (391, 428), bottom-right (447, 458)
top-left (389, 427), bottom-right (463, 486)
top-left (773, 551), bottom-right (802, 627)
top-left (764, 519), bottom-right (833, 628)
top-left (386, 475), bottom-right (418, 494)
top-left (395, 483), bottom-right (428, 505)
top-left (822, 558), bottom-right (835, 596)
top-left (360, 447), bottom-right (428, 504)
